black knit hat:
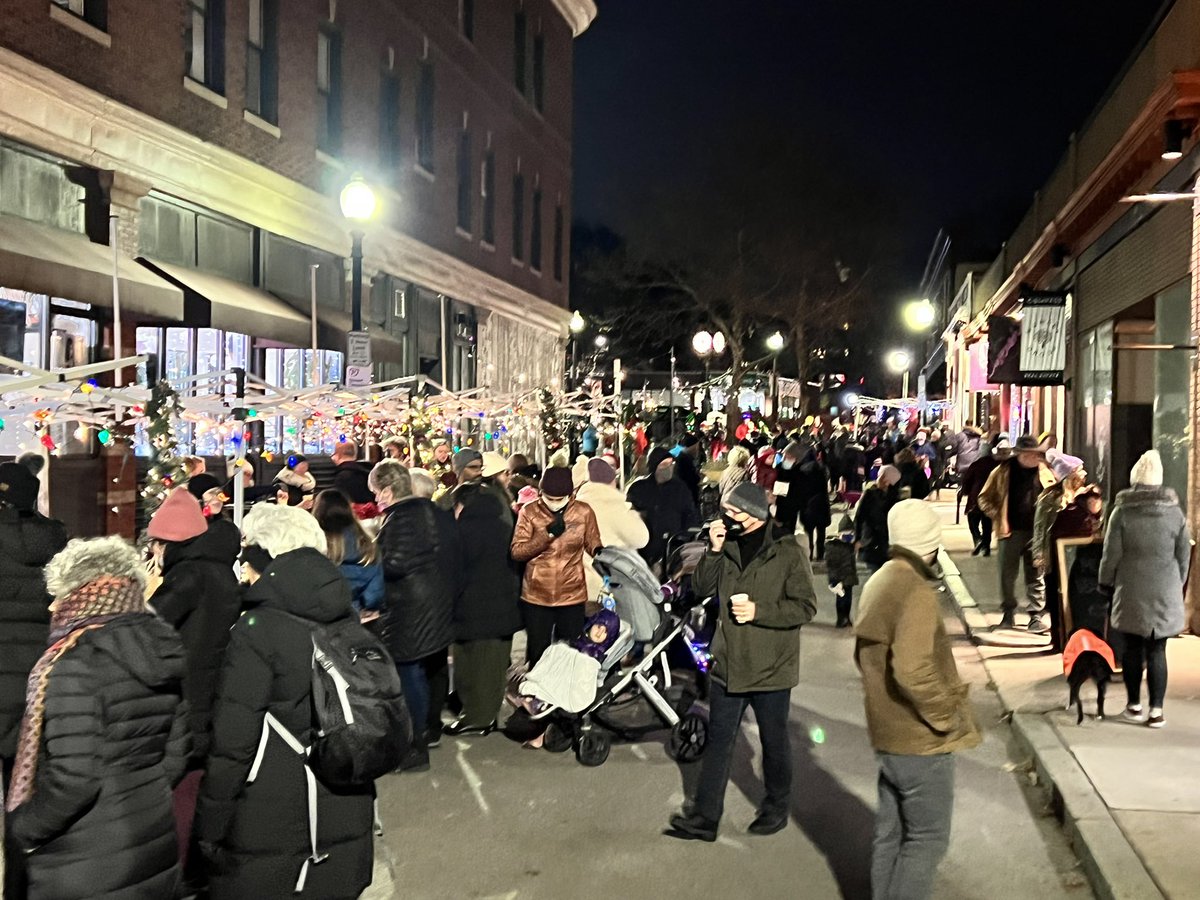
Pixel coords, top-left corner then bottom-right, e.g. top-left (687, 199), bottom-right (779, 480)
top-left (187, 474), bottom-right (222, 500)
top-left (0, 462), bottom-right (39, 512)
top-left (540, 466), bottom-right (574, 498)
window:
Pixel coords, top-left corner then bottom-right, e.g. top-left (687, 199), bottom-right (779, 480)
top-left (481, 151), bottom-right (496, 246)
top-left (380, 71), bottom-right (402, 173)
top-left (456, 130), bottom-right (472, 232)
top-left (553, 202), bottom-right (564, 281)
top-left (530, 186), bottom-right (542, 272)
top-left (460, 0), bottom-right (474, 41)
top-left (245, 0), bottom-right (277, 122)
top-left (533, 32), bottom-right (545, 111)
top-left (514, 10), bottom-right (527, 94)
top-left (416, 61), bottom-right (436, 172)
top-left (187, 0), bottom-right (225, 93)
top-left (317, 26), bottom-right (342, 154)
top-left (512, 172), bottom-right (525, 261)
top-left (52, 0), bottom-right (107, 30)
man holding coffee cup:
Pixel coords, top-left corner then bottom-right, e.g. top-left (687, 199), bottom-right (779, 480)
top-left (665, 482), bottom-right (818, 842)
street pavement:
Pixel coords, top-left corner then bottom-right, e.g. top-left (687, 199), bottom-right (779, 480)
top-left (371, 539), bottom-right (1090, 900)
top-left (936, 498), bottom-right (1200, 900)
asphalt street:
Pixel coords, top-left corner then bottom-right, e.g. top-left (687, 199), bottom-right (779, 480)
top-left (371, 569), bottom-right (1093, 900)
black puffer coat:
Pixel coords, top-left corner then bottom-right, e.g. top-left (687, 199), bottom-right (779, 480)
top-left (150, 518), bottom-right (242, 761)
top-left (196, 548), bottom-right (374, 900)
top-left (8, 614), bottom-right (190, 900)
top-left (378, 497), bottom-right (457, 662)
top-left (453, 483), bottom-right (522, 641)
top-left (0, 507), bottom-right (68, 758)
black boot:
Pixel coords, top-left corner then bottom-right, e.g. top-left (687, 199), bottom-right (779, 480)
top-left (397, 738), bottom-right (430, 773)
top-left (664, 812), bottom-right (718, 842)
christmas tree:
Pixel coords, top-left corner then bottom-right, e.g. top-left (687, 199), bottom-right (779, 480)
top-left (538, 387), bottom-right (566, 454)
top-left (143, 380), bottom-right (188, 512)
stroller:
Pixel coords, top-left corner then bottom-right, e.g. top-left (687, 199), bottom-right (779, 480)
top-left (515, 546), bottom-right (712, 767)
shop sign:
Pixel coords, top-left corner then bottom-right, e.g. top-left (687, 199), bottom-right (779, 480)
top-left (346, 330), bottom-right (372, 386)
top-left (1018, 290), bottom-right (1068, 385)
top-left (987, 316), bottom-right (1022, 384)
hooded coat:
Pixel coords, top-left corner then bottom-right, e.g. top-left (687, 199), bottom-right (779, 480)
top-left (576, 480), bottom-right (650, 598)
top-left (824, 516), bottom-right (859, 587)
top-left (8, 614), bottom-right (190, 900)
top-left (1099, 486), bottom-right (1191, 639)
top-left (452, 483), bottom-right (523, 641)
top-left (854, 484), bottom-right (894, 569)
top-left (625, 473), bottom-right (700, 565)
top-left (150, 518), bottom-right (243, 761)
top-left (0, 507), bottom-right (68, 758)
top-left (377, 496), bottom-right (457, 662)
top-left (774, 452), bottom-right (832, 533)
top-left (690, 524), bottom-right (818, 693)
top-left (195, 548), bottom-right (375, 900)
top-left (854, 548), bottom-right (981, 756)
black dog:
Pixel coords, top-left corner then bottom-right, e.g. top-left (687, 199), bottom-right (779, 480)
top-left (1063, 630), bottom-right (1115, 724)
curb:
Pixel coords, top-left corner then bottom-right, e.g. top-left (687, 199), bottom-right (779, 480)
top-left (937, 549), bottom-right (1167, 900)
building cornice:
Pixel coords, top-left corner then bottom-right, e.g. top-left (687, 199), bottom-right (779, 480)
top-left (551, 0), bottom-right (598, 36)
top-left (0, 49), bottom-right (570, 337)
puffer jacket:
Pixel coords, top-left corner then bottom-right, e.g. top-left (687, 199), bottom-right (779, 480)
top-left (511, 498), bottom-right (603, 607)
top-left (1099, 486), bottom-right (1191, 639)
top-left (824, 516), bottom-right (859, 587)
top-left (196, 548), bottom-right (374, 900)
top-left (977, 457), bottom-right (1056, 539)
top-left (854, 547), bottom-right (981, 756)
top-left (150, 518), bottom-right (243, 761)
top-left (691, 524), bottom-right (817, 693)
top-left (577, 481), bottom-right (650, 599)
top-left (949, 428), bottom-right (984, 472)
top-left (378, 497), bottom-right (457, 662)
top-left (9, 614), bottom-right (190, 900)
top-left (0, 507), bottom-right (68, 757)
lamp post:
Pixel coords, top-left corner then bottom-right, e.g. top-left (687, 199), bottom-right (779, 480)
top-left (765, 330), bottom-right (785, 419)
top-left (339, 176), bottom-right (377, 333)
top-left (692, 329), bottom-right (726, 419)
top-left (569, 310), bottom-right (586, 389)
top-left (888, 349), bottom-right (912, 400)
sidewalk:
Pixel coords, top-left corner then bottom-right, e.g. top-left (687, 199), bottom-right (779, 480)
top-left (931, 499), bottom-right (1200, 900)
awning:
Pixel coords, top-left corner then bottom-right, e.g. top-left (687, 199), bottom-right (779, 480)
top-left (317, 310), bottom-right (406, 365)
top-left (138, 258), bottom-right (312, 347)
top-left (0, 214), bottom-right (184, 320)
top-left (920, 341), bottom-right (947, 380)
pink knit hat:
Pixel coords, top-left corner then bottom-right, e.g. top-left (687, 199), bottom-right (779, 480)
top-left (147, 488), bottom-right (208, 542)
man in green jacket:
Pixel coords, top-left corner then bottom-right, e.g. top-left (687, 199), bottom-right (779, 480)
top-left (665, 482), bottom-right (817, 842)
top-left (855, 499), bottom-right (980, 899)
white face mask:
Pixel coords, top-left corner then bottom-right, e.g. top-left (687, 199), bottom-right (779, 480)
top-left (543, 496), bottom-right (570, 512)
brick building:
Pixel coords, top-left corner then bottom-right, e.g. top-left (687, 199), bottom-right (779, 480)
top-left (0, 0), bottom-right (596, 461)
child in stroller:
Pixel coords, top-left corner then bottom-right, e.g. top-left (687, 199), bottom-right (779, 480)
top-left (513, 609), bottom-right (624, 716)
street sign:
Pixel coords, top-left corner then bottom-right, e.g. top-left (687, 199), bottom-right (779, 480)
top-left (346, 331), bottom-right (371, 386)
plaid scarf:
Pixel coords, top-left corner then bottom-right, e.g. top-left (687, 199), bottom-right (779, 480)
top-left (6, 575), bottom-right (147, 813)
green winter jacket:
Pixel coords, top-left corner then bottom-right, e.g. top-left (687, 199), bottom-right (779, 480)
top-left (692, 523), bottom-right (818, 693)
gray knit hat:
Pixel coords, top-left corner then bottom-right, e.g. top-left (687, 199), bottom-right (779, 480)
top-left (726, 482), bottom-right (771, 521)
top-left (452, 448), bottom-right (483, 475)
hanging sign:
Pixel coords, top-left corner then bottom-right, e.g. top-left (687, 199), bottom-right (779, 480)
top-left (1018, 290), bottom-right (1068, 385)
top-left (346, 331), bottom-right (372, 387)
top-left (986, 315), bottom-right (1022, 384)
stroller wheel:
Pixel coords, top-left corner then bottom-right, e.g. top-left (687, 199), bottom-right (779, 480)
top-left (576, 731), bottom-right (611, 767)
top-left (668, 712), bottom-right (708, 763)
top-left (543, 721), bottom-right (574, 753)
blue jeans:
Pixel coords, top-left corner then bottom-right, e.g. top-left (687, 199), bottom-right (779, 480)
top-left (872, 752), bottom-right (955, 900)
top-left (396, 660), bottom-right (429, 745)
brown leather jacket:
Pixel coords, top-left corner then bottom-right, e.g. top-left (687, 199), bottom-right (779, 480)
top-left (511, 498), bottom-right (603, 607)
top-left (977, 457), bottom-right (1055, 539)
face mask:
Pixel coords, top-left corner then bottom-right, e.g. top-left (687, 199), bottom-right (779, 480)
top-left (781, 460), bottom-right (795, 471)
top-left (721, 512), bottom-right (745, 535)
top-left (543, 497), bottom-right (570, 512)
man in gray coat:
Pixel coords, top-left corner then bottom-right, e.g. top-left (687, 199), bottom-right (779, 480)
top-left (1099, 450), bottom-right (1190, 729)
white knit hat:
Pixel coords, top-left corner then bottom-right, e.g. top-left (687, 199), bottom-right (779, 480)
top-left (1130, 449), bottom-right (1163, 487)
top-left (887, 499), bottom-right (942, 558)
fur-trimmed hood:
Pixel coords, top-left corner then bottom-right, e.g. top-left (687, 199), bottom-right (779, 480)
top-left (1113, 485), bottom-right (1180, 511)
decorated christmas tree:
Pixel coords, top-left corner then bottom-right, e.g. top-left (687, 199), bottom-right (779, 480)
top-left (143, 380), bottom-right (188, 512)
top-left (538, 387), bottom-right (566, 455)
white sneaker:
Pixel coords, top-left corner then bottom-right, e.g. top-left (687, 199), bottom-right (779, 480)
top-left (1122, 705), bottom-right (1143, 722)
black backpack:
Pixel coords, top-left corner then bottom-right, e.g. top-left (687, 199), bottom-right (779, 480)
top-left (293, 615), bottom-right (412, 786)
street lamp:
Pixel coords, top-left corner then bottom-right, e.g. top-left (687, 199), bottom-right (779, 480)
top-left (339, 175), bottom-right (377, 332)
top-left (692, 329), bottom-right (724, 419)
top-left (765, 331), bottom-right (785, 353)
top-left (888, 349), bottom-right (912, 399)
top-left (568, 310), bottom-right (586, 389)
top-left (903, 298), bottom-right (936, 332)
top-left (594, 334), bottom-right (608, 348)
top-left (765, 331), bottom-right (785, 419)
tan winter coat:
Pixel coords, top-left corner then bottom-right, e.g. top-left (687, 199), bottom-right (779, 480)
top-left (976, 458), bottom-right (1055, 539)
top-left (576, 481), bottom-right (650, 599)
top-left (854, 548), bottom-right (981, 756)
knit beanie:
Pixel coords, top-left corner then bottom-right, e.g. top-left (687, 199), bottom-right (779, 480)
top-left (646, 447), bottom-right (672, 473)
top-left (783, 441), bottom-right (805, 460)
top-left (726, 482), bottom-right (770, 522)
top-left (187, 473), bottom-right (222, 501)
top-left (587, 457), bottom-right (617, 485)
top-left (540, 466), bottom-right (574, 497)
top-left (1046, 449), bottom-right (1084, 483)
top-left (452, 448), bottom-right (483, 475)
top-left (887, 499), bottom-right (942, 558)
top-left (1130, 449), bottom-right (1163, 487)
top-left (147, 489), bottom-right (208, 542)
top-left (0, 462), bottom-right (40, 512)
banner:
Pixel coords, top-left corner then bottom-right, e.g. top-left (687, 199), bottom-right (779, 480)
top-left (1018, 290), bottom-right (1068, 385)
top-left (986, 315), bottom-right (1022, 384)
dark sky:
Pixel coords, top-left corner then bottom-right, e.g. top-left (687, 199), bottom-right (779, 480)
top-left (572, 0), bottom-right (1168, 299)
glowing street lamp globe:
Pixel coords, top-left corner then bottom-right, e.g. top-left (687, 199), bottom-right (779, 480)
top-left (569, 310), bottom-right (586, 334)
top-left (844, 392), bottom-right (860, 407)
top-left (692, 330), bottom-right (714, 356)
top-left (766, 331), bottom-right (785, 353)
top-left (339, 176), bottom-right (377, 223)
top-left (904, 298), bottom-right (936, 331)
top-left (887, 349), bottom-right (912, 373)
top-left (712, 332), bottom-right (726, 354)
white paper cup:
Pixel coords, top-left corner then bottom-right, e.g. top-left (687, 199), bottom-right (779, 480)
top-left (730, 593), bottom-right (749, 605)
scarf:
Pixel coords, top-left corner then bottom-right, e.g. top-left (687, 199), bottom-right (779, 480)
top-left (6, 575), bottom-right (146, 812)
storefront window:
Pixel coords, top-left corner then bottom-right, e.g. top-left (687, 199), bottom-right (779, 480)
top-left (0, 289), bottom-right (47, 369)
top-left (1155, 281), bottom-right (1190, 511)
top-left (49, 300), bottom-right (95, 369)
top-left (262, 346), bottom-right (344, 454)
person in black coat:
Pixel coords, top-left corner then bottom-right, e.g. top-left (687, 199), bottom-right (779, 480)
top-left (893, 448), bottom-right (932, 501)
top-left (674, 434), bottom-right (704, 505)
top-left (370, 460), bottom-right (456, 770)
top-left (776, 444), bottom-right (833, 559)
top-left (626, 447), bottom-right (700, 568)
top-left (445, 479), bottom-right (522, 735)
top-left (6, 535), bottom-right (190, 900)
top-left (855, 466), bottom-right (901, 574)
top-left (196, 505), bottom-right (374, 900)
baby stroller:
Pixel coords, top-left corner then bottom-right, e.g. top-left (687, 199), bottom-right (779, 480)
top-left (522, 546), bottom-right (712, 767)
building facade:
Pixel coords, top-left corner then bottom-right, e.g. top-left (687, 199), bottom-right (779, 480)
top-left (0, 0), bottom-right (596, 458)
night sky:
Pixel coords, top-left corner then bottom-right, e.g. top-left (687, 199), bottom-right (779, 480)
top-left (573, 0), bottom-right (1168, 303)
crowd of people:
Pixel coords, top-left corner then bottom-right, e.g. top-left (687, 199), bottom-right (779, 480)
top-left (0, 411), bottom-right (1190, 899)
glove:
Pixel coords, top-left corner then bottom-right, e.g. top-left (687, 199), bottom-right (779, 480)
top-left (547, 513), bottom-right (566, 538)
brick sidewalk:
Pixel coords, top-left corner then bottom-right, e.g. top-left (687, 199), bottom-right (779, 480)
top-left (931, 500), bottom-right (1200, 900)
